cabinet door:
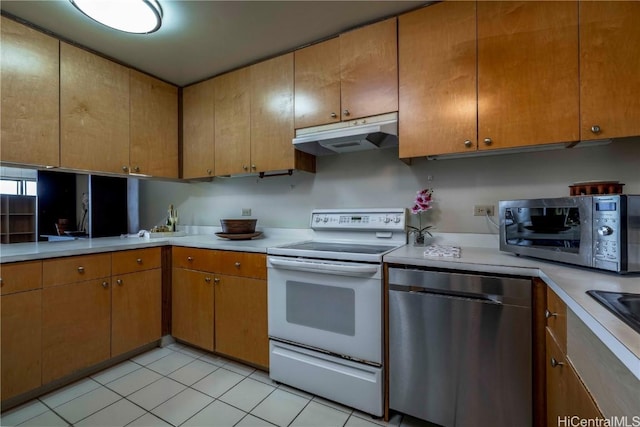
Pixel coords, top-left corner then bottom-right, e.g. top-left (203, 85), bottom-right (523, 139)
top-left (172, 268), bottom-right (214, 351)
top-left (112, 269), bottom-right (162, 356)
top-left (42, 279), bottom-right (111, 383)
top-left (60, 42), bottom-right (130, 174)
top-left (1, 290), bottom-right (42, 400)
top-left (580, 2), bottom-right (640, 140)
top-left (340, 18), bottom-right (398, 120)
top-left (546, 330), bottom-right (602, 424)
top-left (214, 68), bottom-right (251, 176)
top-left (183, 79), bottom-right (215, 179)
top-left (294, 38), bottom-right (341, 129)
top-left (399, 2), bottom-right (477, 158)
top-left (130, 70), bottom-right (178, 178)
top-left (1, 17), bottom-right (59, 167)
top-left (250, 53), bottom-right (295, 173)
top-left (478, 1), bottom-right (579, 149)
top-left (214, 275), bottom-right (268, 368)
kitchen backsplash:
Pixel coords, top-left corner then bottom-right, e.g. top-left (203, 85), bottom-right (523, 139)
top-left (139, 137), bottom-right (640, 234)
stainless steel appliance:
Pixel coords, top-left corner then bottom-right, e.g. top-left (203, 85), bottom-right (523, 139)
top-left (388, 267), bottom-right (532, 427)
top-left (267, 208), bottom-right (406, 416)
top-left (499, 195), bottom-right (640, 273)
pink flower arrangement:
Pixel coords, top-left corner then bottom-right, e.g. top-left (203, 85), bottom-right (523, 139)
top-left (408, 188), bottom-right (434, 243)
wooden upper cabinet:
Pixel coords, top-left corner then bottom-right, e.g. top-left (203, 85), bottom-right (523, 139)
top-left (183, 79), bottom-right (215, 179)
top-left (60, 42), bottom-right (130, 174)
top-left (340, 18), bottom-right (398, 121)
top-left (1, 17), bottom-right (59, 167)
top-left (399, 2), bottom-right (477, 158)
top-left (294, 38), bottom-right (341, 129)
top-left (250, 53), bottom-right (295, 173)
top-left (580, 1), bottom-right (640, 140)
top-left (214, 67), bottom-right (251, 176)
top-left (130, 70), bottom-right (179, 178)
top-left (477, 1), bottom-right (580, 150)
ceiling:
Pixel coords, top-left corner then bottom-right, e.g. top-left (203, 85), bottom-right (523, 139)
top-left (1, 0), bottom-right (427, 87)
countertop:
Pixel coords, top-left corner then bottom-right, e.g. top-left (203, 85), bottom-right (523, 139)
top-left (384, 244), bottom-right (640, 380)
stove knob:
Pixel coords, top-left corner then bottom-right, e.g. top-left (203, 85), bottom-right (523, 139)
top-left (384, 217), bottom-right (391, 224)
top-left (314, 216), bottom-right (322, 223)
top-left (323, 217), bottom-right (329, 223)
top-left (394, 216), bottom-right (401, 223)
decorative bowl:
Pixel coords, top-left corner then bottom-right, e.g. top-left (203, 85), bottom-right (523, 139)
top-left (220, 219), bottom-right (257, 234)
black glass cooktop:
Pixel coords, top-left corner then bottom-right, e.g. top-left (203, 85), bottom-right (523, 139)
top-left (280, 241), bottom-right (398, 255)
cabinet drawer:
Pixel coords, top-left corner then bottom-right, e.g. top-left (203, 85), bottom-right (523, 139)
top-left (172, 246), bottom-right (216, 271)
top-left (546, 288), bottom-right (567, 353)
top-left (43, 253), bottom-right (111, 287)
top-left (112, 248), bottom-right (161, 275)
top-left (213, 251), bottom-right (266, 279)
top-left (0, 260), bottom-right (42, 295)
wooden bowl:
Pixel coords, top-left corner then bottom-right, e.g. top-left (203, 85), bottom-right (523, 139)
top-left (220, 219), bottom-right (257, 234)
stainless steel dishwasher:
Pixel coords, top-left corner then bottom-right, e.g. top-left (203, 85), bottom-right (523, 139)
top-left (388, 267), bottom-right (532, 427)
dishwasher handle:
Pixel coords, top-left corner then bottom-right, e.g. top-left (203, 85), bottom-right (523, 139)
top-left (389, 284), bottom-right (503, 305)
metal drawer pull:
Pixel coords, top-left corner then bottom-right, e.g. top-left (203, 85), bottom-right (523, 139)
top-left (214, 278), bottom-right (220, 284)
top-left (550, 357), bottom-right (564, 368)
top-left (234, 262), bottom-right (241, 268)
top-left (117, 279), bottom-right (123, 285)
top-left (464, 140), bottom-right (472, 148)
top-left (204, 277), bottom-right (211, 283)
top-left (78, 266), bottom-right (85, 273)
top-left (187, 256), bottom-right (193, 262)
top-left (102, 281), bottom-right (109, 288)
top-left (136, 258), bottom-right (142, 264)
top-left (545, 309), bottom-right (558, 319)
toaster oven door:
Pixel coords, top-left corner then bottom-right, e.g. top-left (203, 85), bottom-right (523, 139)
top-left (499, 197), bottom-right (593, 268)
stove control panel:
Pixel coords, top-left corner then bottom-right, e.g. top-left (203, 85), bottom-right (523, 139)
top-left (310, 209), bottom-right (406, 230)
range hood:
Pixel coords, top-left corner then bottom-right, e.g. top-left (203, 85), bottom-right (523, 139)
top-left (293, 112), bottom-right (398, 156)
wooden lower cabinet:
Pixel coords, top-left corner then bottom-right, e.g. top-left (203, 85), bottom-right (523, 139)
top-left (42, 279), bottom-right (111, 383)
top-left (214, 274), bottom-right (268, 368)
top-left (1, 290), bottom-right (42, 400)
top-left (546, 330), bottom-right (602, 424)
top-left (112, 269), bottom-right (162, 356)
top-left (172, 268), bottom-right (215, 351)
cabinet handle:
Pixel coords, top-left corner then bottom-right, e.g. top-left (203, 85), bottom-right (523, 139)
top-left (133, 166), bottom-right (140, 173)
top-left (102, 281), bottom-right (109, 288)
top-left (343, 109), bottom-right (350, 117)
top-left (214, 277), bottom-right (220, 284)
top-left (483, 138), bottom-right (492, 146)
top-left (251, 164), bottom-right (256, 170)
top-left (136, 258), bottom-right (142, 264)
top-left (77, 266), bottom-right (85, 273)
top-left (545, 309), bottom-right (558, 319)
top-left (204, 277), bottom-right (211, 283)
top-left (550, 357), bottom-right (564, 368)
top-left (0, 278), bottom-right (3, 287)
top-left (122, 166), bottom-right (129, 172)
top-left (243, 165), bottom-right (248, 171)
top-left (187, 256), bottom-right (193, 262)
top-left (464, 140), bottom-right (472, 148)
top-left (234, 262), bottom-right (241, 268)
top-left (330, 112), bottom-right (337, 119)
top-left (207, 169), bottom-right (212, 175)
top-left (591, 125), bottom-right (601, 134)
top-left (116, 279), bottom-right (123, 285)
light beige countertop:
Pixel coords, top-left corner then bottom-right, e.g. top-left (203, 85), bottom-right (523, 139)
top-left (384, 244), bottom-right (640, 381)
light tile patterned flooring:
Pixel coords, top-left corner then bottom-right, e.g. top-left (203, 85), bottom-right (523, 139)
top-left (1, 343), bottom-right (431, 427)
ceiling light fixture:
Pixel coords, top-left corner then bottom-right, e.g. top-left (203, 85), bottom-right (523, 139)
top-left (69, 0), bottom-right (163, 34)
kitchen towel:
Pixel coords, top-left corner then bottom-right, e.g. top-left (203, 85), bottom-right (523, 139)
top-left (423, 244), bottom-right (461, 258)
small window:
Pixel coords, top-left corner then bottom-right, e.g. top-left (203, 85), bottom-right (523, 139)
top-left (0, 180), bottom-right (19, 195)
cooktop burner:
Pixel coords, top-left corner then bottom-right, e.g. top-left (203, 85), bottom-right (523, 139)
top-left (279, 241), bottom-right (399, 255)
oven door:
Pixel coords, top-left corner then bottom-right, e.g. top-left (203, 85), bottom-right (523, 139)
top-left (267, 256), bottom-right (382, 364)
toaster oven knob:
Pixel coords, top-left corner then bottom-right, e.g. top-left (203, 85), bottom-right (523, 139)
top-left (597, 226), bottom-right (613, 236)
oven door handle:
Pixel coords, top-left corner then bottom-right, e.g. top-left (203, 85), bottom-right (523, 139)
top-left (268, 257), bottom-right (379, 275)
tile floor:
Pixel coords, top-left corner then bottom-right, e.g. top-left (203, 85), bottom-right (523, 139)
top-left (1, 343), bottom-right (432, 427)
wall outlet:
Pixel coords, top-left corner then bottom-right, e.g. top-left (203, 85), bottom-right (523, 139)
top-left (474, 205), bottom-right (494, 216)
top-left (241, 208), bottom-right (252, 216)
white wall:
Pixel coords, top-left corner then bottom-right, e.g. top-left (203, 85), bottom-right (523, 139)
top-left (139, 137), bottom-right (640, 234)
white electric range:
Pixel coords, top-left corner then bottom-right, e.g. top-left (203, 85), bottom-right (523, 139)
top-left (266, 208), bottom-right (406, 417)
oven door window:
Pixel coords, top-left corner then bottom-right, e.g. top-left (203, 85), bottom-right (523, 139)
top-left (505, 207), bottom-right (581, 252)
top-left (286, 281), bottom-right (355, 336)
